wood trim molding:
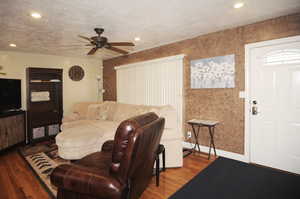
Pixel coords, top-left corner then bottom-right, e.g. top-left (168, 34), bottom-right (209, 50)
top-left (114, 54), bottom-right (185, 70)
top-left (183, 141), bottom-right (248, 163)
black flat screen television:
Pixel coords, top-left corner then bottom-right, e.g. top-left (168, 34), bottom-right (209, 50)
top-left (0, 78), bottom-right (21, 112)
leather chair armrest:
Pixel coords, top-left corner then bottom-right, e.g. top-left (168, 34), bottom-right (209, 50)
top-left (101, 140), bottom-right (114, 152)
top-left (50, 164), bottom-right (123, 198)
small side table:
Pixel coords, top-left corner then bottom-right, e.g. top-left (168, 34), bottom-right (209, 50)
top-left (187, 119), bottom-right (219, 159)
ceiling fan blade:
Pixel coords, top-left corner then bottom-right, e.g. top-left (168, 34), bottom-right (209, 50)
top-left (87, 47), bottom-right (98, 55)
top-left (56, 44), bottom-right (88, 47)
top-left (74, 39), bottom-right (92, 44)
top-left (78, 35), bottom-right (92, 42)
top-left (108, 42), bottom-right (135, 46)
top-left (86, 44), bottom-right (94, 46)
top-left (106, 46), bottom-right (129, 54)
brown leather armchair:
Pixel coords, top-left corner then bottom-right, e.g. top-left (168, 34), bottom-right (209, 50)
top-left (50, 112), bottom-right (165, 199)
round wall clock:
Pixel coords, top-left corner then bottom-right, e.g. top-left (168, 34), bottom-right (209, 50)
top-left (69, 65), bottom-right (85, 81)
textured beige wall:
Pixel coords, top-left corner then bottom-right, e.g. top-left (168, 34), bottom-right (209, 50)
top-left (0, 51), bottom-right (103, 114)
top-left (103, 13), bottom-right (300, 154)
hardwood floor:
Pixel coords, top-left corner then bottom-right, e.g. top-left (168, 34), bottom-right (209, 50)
top-left (0, 149), bottom-right (215, 199)
top-left (141, 153), bottom-right (216, 199)
top-left (0, 150), bottom-right (51, 199)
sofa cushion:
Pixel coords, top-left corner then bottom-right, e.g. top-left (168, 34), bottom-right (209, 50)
top-left (61, 120), bottom-right (97, 131)
top-left (157, 105), bottom-right (178, 129)
top-left (73, 102), bottom-right (101, 119)
top-left (111, 103), bottom-right (143, 122)
top-left (57, 120), bottom-right (119, 148)
top-left (57, 122), bottom-right (105, 147)
top-left (91, 120), bottom-right (120, 139)
top-left (134, 104), bottom-right (177, 129)
top-left (86, 104), bottom-right (103, 120)
top-left (96, 101), bottom-right (116, 120)
top-left (102, 101), bottom-right (118, 121)
top-left (62, 112), bottom-right (80, 123)
top-left (134, 105), bottom-right (159, 117)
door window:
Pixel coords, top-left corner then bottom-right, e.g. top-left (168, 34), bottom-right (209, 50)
top-left (263, 49), bottom-right (300, 65)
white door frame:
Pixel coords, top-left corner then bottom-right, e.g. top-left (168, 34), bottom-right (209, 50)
top-left (244, 35), bottom-right (300, 163)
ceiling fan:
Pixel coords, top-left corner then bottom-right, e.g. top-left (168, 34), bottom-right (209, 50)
top-left (78, 28), bottom-right (135, 55)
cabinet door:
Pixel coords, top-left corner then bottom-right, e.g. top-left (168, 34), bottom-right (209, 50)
top-left (8, 115), bottom-right (25, 146)
top-left (0, 114), bottom-right (25, 150)
top-left (16, 115), bottom-right (25, 144)
top-left (0, 117), bottom-right (9, 150)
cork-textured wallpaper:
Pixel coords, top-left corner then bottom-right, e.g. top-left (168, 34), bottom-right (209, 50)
top-left (103, 13), bottom-right (300, 154)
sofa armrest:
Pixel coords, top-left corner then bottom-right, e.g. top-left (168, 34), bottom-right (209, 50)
top-left (50, 164), bottom-right (122, 198)
top-left (101, 140), bottom-right (114, 152)
top-left (62, 113), bottom-right (81, 123)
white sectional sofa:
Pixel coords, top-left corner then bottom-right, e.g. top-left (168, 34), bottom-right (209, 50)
top-left (56, 101), bottom-right (183, 168)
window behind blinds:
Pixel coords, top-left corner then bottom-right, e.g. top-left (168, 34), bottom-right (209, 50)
top-left (115, 54), bottom-right (185, 133)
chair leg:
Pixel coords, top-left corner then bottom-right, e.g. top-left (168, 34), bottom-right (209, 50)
top-left (162, 147), bottom-right (166, 172)
top-left (123, 179), bottom-right (131, 199)
top-left (156, 155), bottom-right (160, 187)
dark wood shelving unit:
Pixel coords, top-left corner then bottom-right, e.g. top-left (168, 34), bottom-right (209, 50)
top-left (26, 67), bottom-right (63, 144)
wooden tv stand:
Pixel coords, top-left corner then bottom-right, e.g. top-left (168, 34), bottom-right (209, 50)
top-left (0, 110), bottom-right (26, 151)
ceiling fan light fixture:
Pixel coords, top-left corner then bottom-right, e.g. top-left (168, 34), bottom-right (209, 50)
top-left (9, 43), bottom-right (16, 47)
top-left (31, 12), bottom-right (42, 19)
top-left (134, 37), bottom-right (141, 41)
top-left (233, 2), bottom-right (244, 9)
top-left (79, 28), bottom-right (133, 55)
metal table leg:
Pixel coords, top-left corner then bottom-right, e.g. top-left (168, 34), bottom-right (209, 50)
top-left (191, 124), bottom-right (201, 153)
top-left (208, 126), bottom-right (217, 159)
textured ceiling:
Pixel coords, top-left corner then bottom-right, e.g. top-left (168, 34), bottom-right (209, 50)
top-left (0, 0), bottom-right (300, 60)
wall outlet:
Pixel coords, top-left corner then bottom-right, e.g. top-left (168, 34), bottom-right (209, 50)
top-left (187, 131), bottom-right (192, 139)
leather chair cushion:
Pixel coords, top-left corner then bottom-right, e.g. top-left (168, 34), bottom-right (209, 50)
top-left (51, 151), bottom-right (124, 198)
top-left (75, 151), bottom-right (111, 170)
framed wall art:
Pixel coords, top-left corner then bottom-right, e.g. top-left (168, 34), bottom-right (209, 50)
top-left (191, 54), bottom-right (235, 88)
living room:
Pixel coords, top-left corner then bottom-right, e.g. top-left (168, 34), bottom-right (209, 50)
top-left (0, 1), bottom-right (300, 199)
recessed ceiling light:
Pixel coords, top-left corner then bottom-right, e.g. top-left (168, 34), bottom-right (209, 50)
top-left (233, 2), bottom-right (244, 9)
top-left (134, 37), bottom-right (141, 41)
top-left (9, 43), bottom-right (16, 47)
top-left (31, 12), bottom-right (42, 19)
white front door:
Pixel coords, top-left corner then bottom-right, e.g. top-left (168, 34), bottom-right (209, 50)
top-left (248, 36), bottom-right (300, 174)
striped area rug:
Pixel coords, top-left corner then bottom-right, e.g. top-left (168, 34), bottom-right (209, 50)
top-left (19, 141), bottom-right (69, 198)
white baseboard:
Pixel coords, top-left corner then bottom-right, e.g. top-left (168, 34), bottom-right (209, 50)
top-left (183, 141), bottom-right (249, 163)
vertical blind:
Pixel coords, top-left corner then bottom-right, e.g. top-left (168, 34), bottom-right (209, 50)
top-left (115, 54), bottom-right (185, 132)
